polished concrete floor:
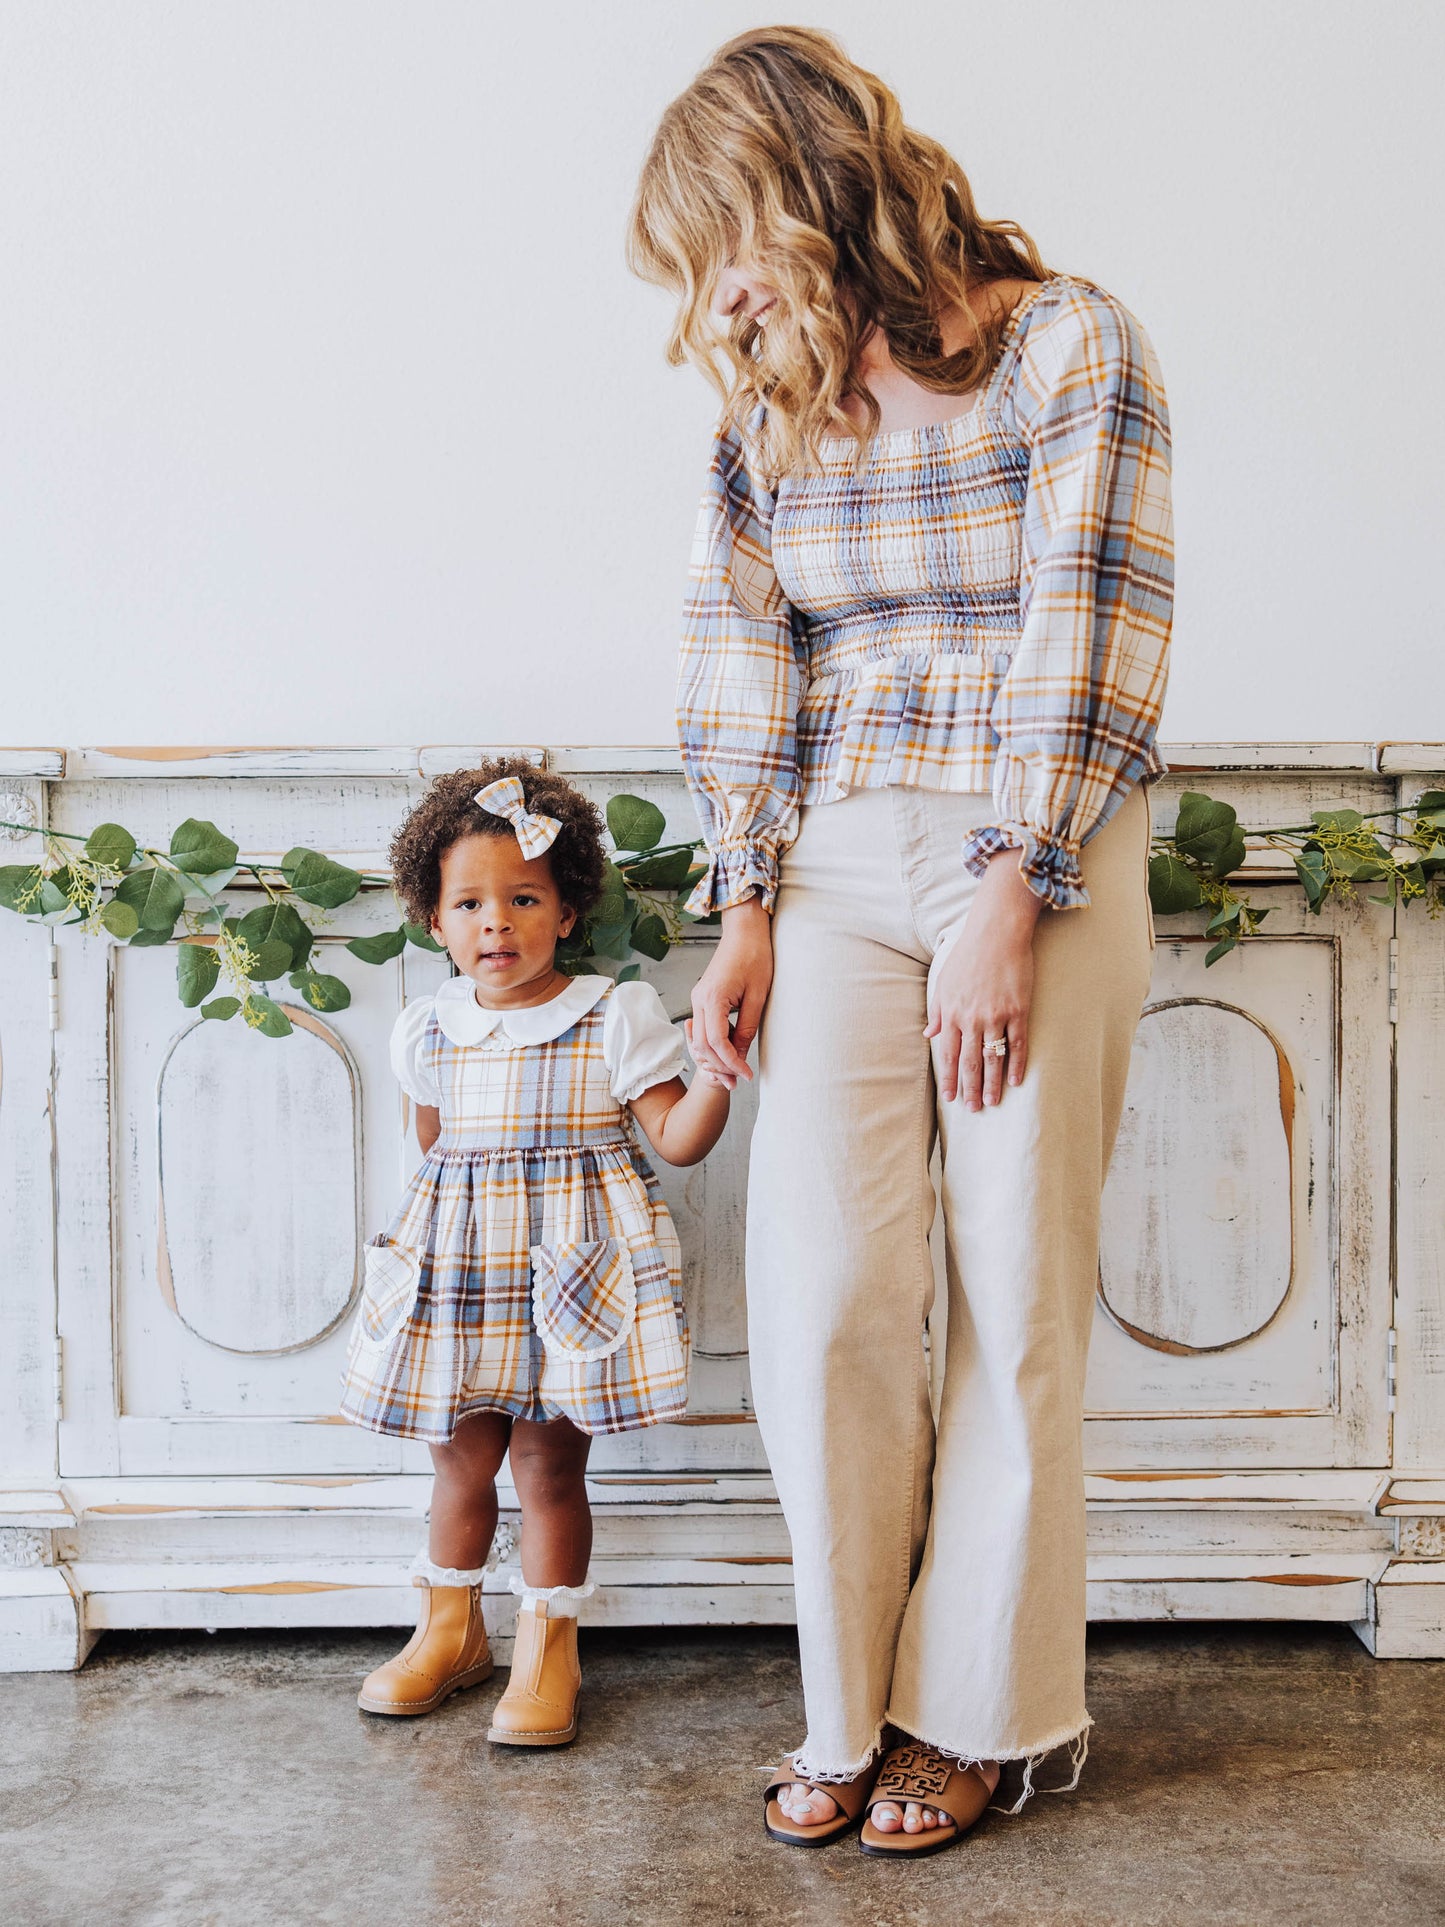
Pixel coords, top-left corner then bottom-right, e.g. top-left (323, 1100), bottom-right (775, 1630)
top-left (1, 1621), bottom-right (1442, 1926)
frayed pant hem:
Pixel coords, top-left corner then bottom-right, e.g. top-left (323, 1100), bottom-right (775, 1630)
top-left (789, 1718), bottom-right (887, 1785)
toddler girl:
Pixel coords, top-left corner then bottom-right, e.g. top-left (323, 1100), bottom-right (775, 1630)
top-left (340, 759), bottom-right (729, 1743)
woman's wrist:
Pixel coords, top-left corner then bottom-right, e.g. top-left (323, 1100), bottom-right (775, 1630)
top-left (720, 892), bottom-right (771, 931)
top-left (978, 851), bottom-right (1045, 932)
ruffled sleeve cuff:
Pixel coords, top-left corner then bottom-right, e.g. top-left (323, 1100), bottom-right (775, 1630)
top-left (961, 822), bottom-right (1091, 911)
top-left (684, 840), bottom-right (781, 917)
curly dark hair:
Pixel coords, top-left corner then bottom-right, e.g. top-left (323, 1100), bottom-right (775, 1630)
top-left (388, 757), bottom-right (608, 927)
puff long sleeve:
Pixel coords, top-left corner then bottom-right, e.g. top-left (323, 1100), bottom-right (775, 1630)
top-left (959, 288), bottom-right (1174, 909)
top-left (677, 412), bottom-right (803, 916)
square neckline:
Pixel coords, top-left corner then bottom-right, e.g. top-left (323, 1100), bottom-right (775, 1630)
top-left (813, 275), bottom-right (1067, 454)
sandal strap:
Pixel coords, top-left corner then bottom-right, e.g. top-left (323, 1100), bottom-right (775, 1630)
top-left (763, 1754), bottom-right (876, 1821)
top-left (867, 1744), bottom-right (990, 1829)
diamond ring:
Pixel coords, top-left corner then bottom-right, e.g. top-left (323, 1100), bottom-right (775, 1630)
top-left (982, 1037), bottom-right (1008, 1056)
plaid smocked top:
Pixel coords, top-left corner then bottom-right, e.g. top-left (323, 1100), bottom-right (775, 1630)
top-left (677, 276), bottom-right (1174, 913)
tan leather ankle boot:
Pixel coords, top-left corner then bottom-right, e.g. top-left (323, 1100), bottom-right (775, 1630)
top-left (357, 1580), bottom-right (493, 1716)
top-left (486, 1595), bottom-right (581, 1746)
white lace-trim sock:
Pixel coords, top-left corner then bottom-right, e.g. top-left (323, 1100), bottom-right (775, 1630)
top-left (409, 1550), bottom-right (491, 1589)
top-left (508, 1573), bottom-right (596, 1619)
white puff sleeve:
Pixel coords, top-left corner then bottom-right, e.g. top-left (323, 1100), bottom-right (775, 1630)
top-left (603, 980), bottom-right (688, 1104)
top-left (389, 998), bottom-right (442, 1107)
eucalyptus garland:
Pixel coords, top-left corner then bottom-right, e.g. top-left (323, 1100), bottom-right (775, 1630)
top-left (1149, 789), bottom-right (1445, 963)
top-left (3, 785), bottom-right (1441, 1033)
top-left (0, 794), bottom-right (706, 1039)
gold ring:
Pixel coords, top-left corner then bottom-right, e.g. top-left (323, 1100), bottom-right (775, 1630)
top-left (982, 1037), bottom-right (1008, 1056)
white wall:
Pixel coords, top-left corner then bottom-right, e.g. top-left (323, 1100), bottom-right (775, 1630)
top-left (2, 2), bottom-right (1440, 749)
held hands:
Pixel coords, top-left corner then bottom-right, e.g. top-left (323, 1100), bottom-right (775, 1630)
top-left (926, 853), bottom-right (1044, 1110)
top-left (686, 896), bottom-right (774, 1091)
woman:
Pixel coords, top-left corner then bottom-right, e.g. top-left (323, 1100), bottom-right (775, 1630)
top-left (629, 27), bottom-right (1171, 1855)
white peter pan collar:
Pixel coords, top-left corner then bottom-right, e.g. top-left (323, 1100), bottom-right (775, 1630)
top-left (432, 972), bottom-right (610, 1048)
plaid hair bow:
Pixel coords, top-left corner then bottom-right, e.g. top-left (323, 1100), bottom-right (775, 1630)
top-left (473, 775), bottom-right (563, 860)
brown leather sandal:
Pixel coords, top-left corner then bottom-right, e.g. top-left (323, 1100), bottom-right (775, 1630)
top-left (858, 1741), bottom-right (996, 1858)
top-left (763, 1753), bottom-right (879, 1848)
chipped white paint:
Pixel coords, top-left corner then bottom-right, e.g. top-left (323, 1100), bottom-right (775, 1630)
top-left (1, 746), bottom-right (1442, 1664)
top-left (1394, 777), bottom-right (1445, 1471)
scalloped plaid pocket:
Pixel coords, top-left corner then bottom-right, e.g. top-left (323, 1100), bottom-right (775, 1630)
top-left (531, 1238), bottom-right (637, 1363)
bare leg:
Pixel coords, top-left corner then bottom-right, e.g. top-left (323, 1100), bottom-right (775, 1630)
top-left (508, 1416), bottom-right (593, 1588)
top-left (428, 1411), bottom-right (513, 1568)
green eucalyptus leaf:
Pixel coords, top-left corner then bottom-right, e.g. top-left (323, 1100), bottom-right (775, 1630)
top-left (127, 925), bottom-right (174, 948)
top-left (46, 868), bottom-right (89, 916)
top-left (615, 963), bottom-right (642, 983)
top-left (404, 922), bottom-right (445, 954)
top-left (623, 846), bottom-right (696, 891)
top-left (1310, 807), bottom-right (1364, 833)
top-left (288, 967), bottom-right (351, 1013)
top-left (100, 898), bottom-right (141, 939)
top-left (346, 927), bottom-right (408, 964)
top-left (1206, 900), bottom-right (1243, 932)
top-left (85, 823), bottom-right (137, 869)
top-left (183, 866), bottom-right (240, 899)
top-left (176, 943), bottom-right (221, 1007)
top-left (0, 865), bottom-right (46, 913)
top-left (115, 865), bottom-right (185, 932)
top-left (629, 912), bottom-right (671, 962)
top-left (1294, 850), bottom-right (1329, 908)
top-left (244, 938), bottom-right (293, 982)
top-left (244, 994), bottom-right (293, 1038)
top-left (236, 901), bottom-right (313, 970)
top-left (280, 846), bottom-right (362, 909)
top-left (1204, 931), bottom-right (1239, 967)
top-left (1172, 793), bottom-right (1246, 879)
top-left (588, 918), bottom-right (637, 961)
top-left (606, 794), bottom-right (666, 853)
top-left (169, 818), bottom-right (239, 875)
top-left (200, 996), bottom-right (241, 1022)
top-left (1411, 790), bottom-right (1445, 829)
top-left (1147, 852), bottom-right (1203, 915)
top-left (593, 860), bottom-right (629, 925)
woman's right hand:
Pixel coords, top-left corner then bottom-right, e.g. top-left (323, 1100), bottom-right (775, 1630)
top-left (686, 895), bottom-right (774, 1087)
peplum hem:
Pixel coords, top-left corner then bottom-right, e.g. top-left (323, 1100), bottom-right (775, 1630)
top-left (797, 650), bottom-right (1010, 804)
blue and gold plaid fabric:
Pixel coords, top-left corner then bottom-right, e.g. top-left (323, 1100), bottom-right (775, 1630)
top-left (678, 276), bottom-right (1174, 912)
top-left (339, 988), bottom-right (688, 1441)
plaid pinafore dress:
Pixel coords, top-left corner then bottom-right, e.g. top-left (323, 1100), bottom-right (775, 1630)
top-left (339, 983), bottom-right (688, 1441)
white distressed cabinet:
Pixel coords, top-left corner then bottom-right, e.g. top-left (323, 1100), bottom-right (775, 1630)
top-left (2, 744), bottom-right (1443, 1668)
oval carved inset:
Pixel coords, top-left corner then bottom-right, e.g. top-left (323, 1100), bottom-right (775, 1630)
top-left (1099, 998), bottom-right (1296, 1355)
top-left (156, 1005), bottom-right (362, 1355)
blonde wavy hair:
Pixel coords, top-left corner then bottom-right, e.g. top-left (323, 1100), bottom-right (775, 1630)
top-left (627, 26), bottom-right (1052, 480)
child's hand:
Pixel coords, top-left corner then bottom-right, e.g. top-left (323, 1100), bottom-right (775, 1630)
top-left (684, 1020), bottom-right (738, 1090)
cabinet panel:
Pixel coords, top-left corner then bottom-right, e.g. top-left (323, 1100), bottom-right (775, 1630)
top-left (49, 765), bottom-right (1392, 1482)
top-left (1089, 937), bottom-right (1335, 1417)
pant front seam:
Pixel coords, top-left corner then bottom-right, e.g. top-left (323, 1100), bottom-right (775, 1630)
top-left (889, 784), bottom-right (938, 960)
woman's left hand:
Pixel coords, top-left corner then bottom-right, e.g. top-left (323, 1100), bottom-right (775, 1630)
top-left (926, 853), bottom-right (1045, 1110)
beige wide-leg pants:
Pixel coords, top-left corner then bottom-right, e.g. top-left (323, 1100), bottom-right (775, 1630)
top-left (746, 781), bottom-right (1154, 1783)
